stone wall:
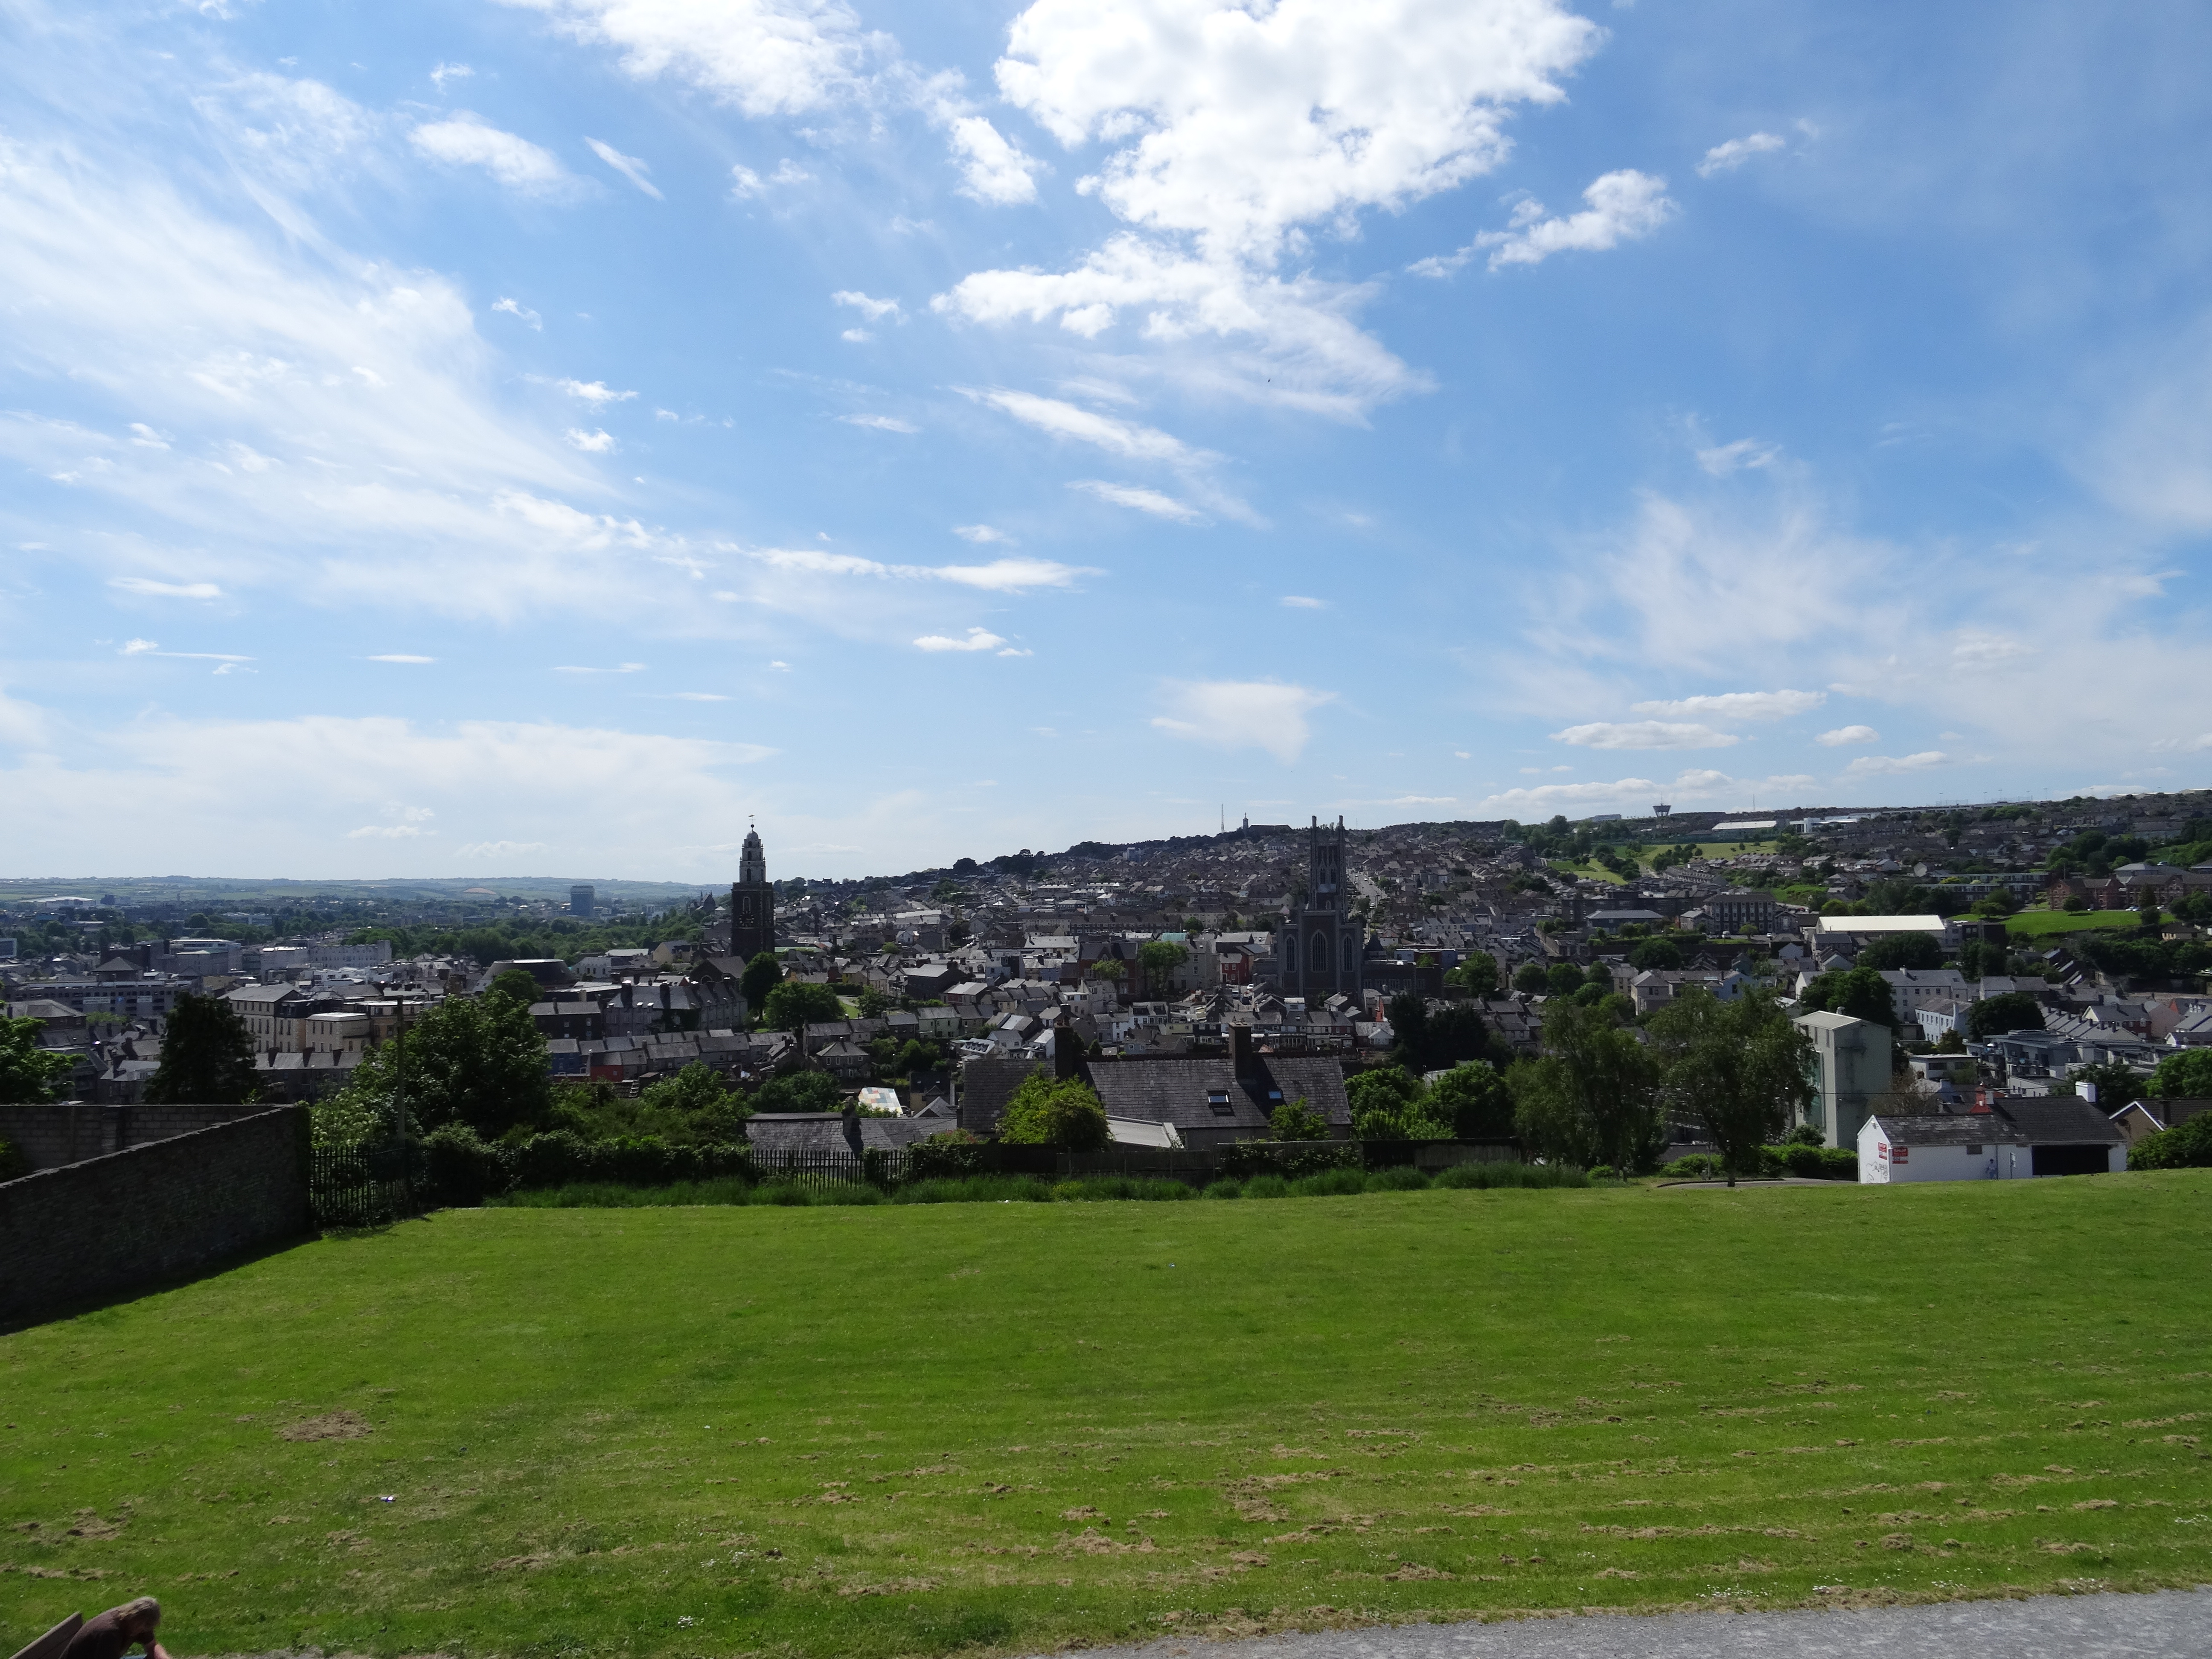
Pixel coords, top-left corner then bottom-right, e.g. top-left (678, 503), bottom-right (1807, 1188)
top-left (0, 1102), bottom-right (266, 1173)
top-left (0, 1106), bottom-right (311, 1327)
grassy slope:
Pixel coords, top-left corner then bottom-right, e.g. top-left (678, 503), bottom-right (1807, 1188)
top-left (2000, 908), bottom-right (2154, 939)
top-left (4, 1178), bottom-right (2210, 1659)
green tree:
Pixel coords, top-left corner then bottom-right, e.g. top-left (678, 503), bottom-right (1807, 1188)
top-left (2150, 1048), bottom-right (2212, 1100)
top-left (739, 951), bottom-right (783, 1012)
top-left (1426, 1060), bottom-right (1513, 1139)
top-left (1385, 992), bottom-right (1429, 1065)
top-left (1444, 951), bottom-right (1500, 997)
top-left (1089, 958), bottom-right (1126, 985)
top-left (1627, 935), bottom-right (1682, 972)
top-left (146, 992), bottom-right (259, 1105)
top-left (1512, 962), bottom-right (1549, 994)
top-left (1532, 999), bottom-right (1661, 1173)
top-left (2129, 1111), bottom-right (2212, 1170)
top-left (762, 979), bottom-right (846, 1031)
top-left (1860, 933), bottom-right (1944, 972)
top-left (0, 1015), bottom-right (74, 1105)
top-left (1648, 989), bottom-right (1814, 1185)
top-left (639, 1062), bottom-right (749, 1124)
top-left (1269, 1097), bottom-right (1330, 1141)
top-left (996, 1073), bottom-right (1110, 1150)
top-left (1799, 965), bottom-right (1895, 1027)
top-left (1346, 1064), bottom-right (1423, 1128)
top-left (1545, 962), bottom-right (1584, 996)
top-left (1137, 940), bottom-right (1189, 995)
top-left (331, 991), bottom-right (550, 1140)
top-left (1422, 1003), bottom-right (1499, 1069)
top-left (1966, 991), bottom-right (2045, 1039)
top-left (1505, 1055), bottom-right (1589, 1165)
top-left (752, 1070), bottom-right (844, 1114)
top-left (488, 969), bottom-right (543, 1007)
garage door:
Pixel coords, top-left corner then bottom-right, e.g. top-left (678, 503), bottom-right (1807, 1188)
top-left (2031, 1144), bottom-right (2111, 1177)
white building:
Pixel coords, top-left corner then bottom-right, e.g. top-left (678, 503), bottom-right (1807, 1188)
top-left (1858, 1099), bottom-right (2123, 1183)
top-left (1794, 1010), bottom-right (1892, 1149)
top-left (1880, 967), bottom-right (1975, 1025)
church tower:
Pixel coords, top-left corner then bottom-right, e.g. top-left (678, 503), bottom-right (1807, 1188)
top-left (729, 824), bottom-right (774, 963)
top-left (1276, 815), bottom-right (1362, 1003)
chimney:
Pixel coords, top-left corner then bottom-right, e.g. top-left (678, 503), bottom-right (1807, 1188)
top-left (1229, 1021), bottom-right (1253, 1075)
top-left (1052, 1013), bottom-right (1082, 1080)
top-left (841, 1102), bottom-right (862, 1156)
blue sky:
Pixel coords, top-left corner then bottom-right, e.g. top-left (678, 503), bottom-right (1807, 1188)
top-left (4, 0), bottom-right (2211, 881)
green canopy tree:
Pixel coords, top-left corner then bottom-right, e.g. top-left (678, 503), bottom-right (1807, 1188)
top-left (0, 1015), bottom-right (74, 1105)
top-left (146, 992), bottom-right (259, 1105)
top-left (1512, 962), bottom-right (1549, 994)
top-left (1426, 1060), bottom-right (1514, 1139)
top-left (1966, 991), bottom-right (2045, 1039)
top-left (1860, 933), bottom-right (1944, 971)
top-left (1444, 951), bottom-right (1499, 996)
top-left (1137, 940), bottom-right (1189, 995)
top-left (1627, 936), bottom-right (1682, 972)
top-left (1528, 999), bottom-right (1661, 1173)
top-left (1268, 1097), bottom-right (1330, 1141)
top-left (739, 951), bottom-right (783, 1012)
top-left (1648, 989), bottom-right (1814, 1185)
top-left (330, 991), bottom-right (551, 1141)
top-left (2150, 1048), bottom-right (2212, 1100)
top-left (762, 979), bottom-right (845, 1031)
top-left (1799, 965), bottom-right (1895, 1028)
top-left (996, 1073), bottom-right (1110, 1150)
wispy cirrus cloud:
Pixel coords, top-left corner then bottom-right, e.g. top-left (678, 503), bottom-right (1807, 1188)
top-left (1630, 689), bottom-right (1823, 722)
top-left (585, 136), bottom-right (663, 199)
top-left (1551, 720), bottom-right (1738, 750)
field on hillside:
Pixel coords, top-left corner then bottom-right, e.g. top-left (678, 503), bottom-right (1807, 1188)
top-left (4, 1177), bottom-right (2210, 1659)
top-left (2001, 908), bottom-right (2153, 939)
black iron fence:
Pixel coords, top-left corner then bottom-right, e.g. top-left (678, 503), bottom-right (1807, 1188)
top-left (309, 1141), bottom-right (423, 1228)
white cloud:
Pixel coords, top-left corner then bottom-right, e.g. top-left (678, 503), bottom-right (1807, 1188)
top-left (108, 576), bottom-right (222, 599)
top-left (492, 297), bottom-right (542, 329)
top-left (737, 547), bottom-right (1093, 594)
top-left (558, 378), bottom-right (637, 405)
top-left (553, 662), bottom-right (646, 674)
top-left (458, 840), bottom-right (549, 861)
top-left (1474, 169), bottom-right (1675, 269)
top-left (118, 639), bottom-right (252, 662)
top-left (1816, 724), bottom-right (1879, 747)
top-left (368, 654), bottom-right (437, 664)
top-left (833, 289), bottom-right (902, 322)
top-left (948, 116), bottom-right (1043, 205)
top-left (1630, 690), bottom-right (1823, 722)
top-left (1151, 679), bottom-right (1333, 763)
top-left (1696, 437), bottom-right (1781, 476)
top-left (841, 413), bottom-right (918, 433)
top-left (943, 0), bottom-right (1602, 415)
top-left (567, 428), bottom-right (617, 451)
top-left (973, 389), bottom-right (1194, 463)
top-left (1697, 131), bottom-right (1785, 178)
top-left (347, 823), bottom-right (429, 839)
top-left (841, 327), bottom-right (873, 343)
top-left (409, 115), bottom-right (576, 195)
top-left (430, 62), bottom-right (474, 91)
top-left (498, 0), bottom-right (872, 117)
top-left (914, 627), bottom-right (1009, 652)
top-left (585, 136), bottom-right (664, 199)
top-left (671, 691), bottom-right (730, 701)
top-left (954, 524), bottom-right (1011, 543)
top-left (1844, 751), bottom-right (1950, 776)
top-left (1550, 720), bottom-right (1739, 750)
top-left (1279, 595), bottom-right (1326, 609)
top-left (1069, 479), bottom-right (1205, 523)
top-left (729, 157), bottom-right (812, 198)
top-left (1468, 768), bottom-right (1813, 818)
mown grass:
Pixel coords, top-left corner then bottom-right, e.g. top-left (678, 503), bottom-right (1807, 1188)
top-left (1998, 908), bottom-right (2155, 939)
top-left (3, 1175), bottom-right (2209, 1659)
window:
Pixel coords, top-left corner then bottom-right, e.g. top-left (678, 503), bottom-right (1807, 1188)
top-left (1965, 1145), bottom-right (1982, 1155)
top-left (1206, 1089), bottom-right (1234, 1116)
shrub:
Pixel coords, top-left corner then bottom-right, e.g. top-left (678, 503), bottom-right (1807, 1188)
top-left (1269, 1097), bottom-right (1330, 1141)
top-left (997, 1074), bottom-right (1111, 1150)
top-left (1219, 1138), bottom-right (1358, 1181)
top-left (1365, 1166), bottom-right (1431, 1192)
top-left (1202, 1178), bottom-right (1244, 1200)
top-left (1662, 1153), bottom-right (1720, 1179)
top-left (757, 1182), bottom-right (814, 1206)
top-left (1586, 1164), bottom-right (1617, 1182)
top-left (1241, 1173), bottom-right (1292, 1199)
top-left (891, 1175), bottom-right (1056, 1204)
top-left (0, 1134), bottom-right (29, 1182)
top-left (489, 1178), bottom-right (755, 1209)
top-left (1289, 1167), bottom-right (1370, 1197)
top-left (421, 1122), bottom-right (511, 1206)
top-left (1433, 1161), bottom-right (1588, 1189)
top-left (813, 1182), bottom-right (884, 1205)
top-left (2130, 1112), bottom-right (2212, 1170)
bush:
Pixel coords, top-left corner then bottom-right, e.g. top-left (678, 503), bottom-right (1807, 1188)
top-left (1201, 1178), bottom-right (1244, 1200)
top-left (1218, 1139), bottom-right (1357, 1181)
top-left (904, 1132), bottom-right (987, 1183)
top-left (0, 1134), bottom-right (30, 1183)
top-left (1241, 1173), bottom-right (1292, 1199)
top-left (997, 1074), bottom-right (1111, 1150)
top-left (1365, 1166), bottom-right (1431, 1192)
top-left (489, 1178), bottom-right (755, 1208)
top-left (757, 1182), bottom-right (814, 1206)
top-left (1289, 1167), bottom-right (1369, 1197)
top-left (2129, 1112), bottom-right (2212, 1170)
top-left (1662, 1153), bottom-right (1720, 1179)
top-left (1586, 1164), bottom-right (1616, 1182)
top-left (1764, 1143), bottom-right (1860, 1180)
top-left (422, 1122), bottom-right (511, 1206)
top-left (890, 1175), bottom-right (1057, 1204)
top-left (1433, 1161), bottom-right (1589, 1189)
top-left (1052, 1176), bottom-right (1196, 1202)
top-left (509, 1130), bottom-right (754, 1192)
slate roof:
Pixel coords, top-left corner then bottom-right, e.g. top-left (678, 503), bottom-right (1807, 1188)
top-left (745, 1112), bottom-right (946, 1160)
top-left (1994, 1095), bottom-right (2124, 1144)
top-left (955, 1051), bottom-right (1351, 1137)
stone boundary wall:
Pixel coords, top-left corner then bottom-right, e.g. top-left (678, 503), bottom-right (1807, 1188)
top-left (0, 1106), bottom-right (311, 1327)
top-left (0, 1102), bottom-right (267, 1173)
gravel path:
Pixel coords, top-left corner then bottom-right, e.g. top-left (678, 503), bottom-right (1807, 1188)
top-left (1041, 1588), bottom-right (2212, 1659)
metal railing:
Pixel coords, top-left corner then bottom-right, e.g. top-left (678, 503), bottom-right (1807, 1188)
top-left (309, 1142), bottom-right (422, 1228)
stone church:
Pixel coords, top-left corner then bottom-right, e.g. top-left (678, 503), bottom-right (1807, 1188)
top-left (728, 825), bottom-right (774, 963)
top-left (1277, 815), bottom-right (1363, 1002)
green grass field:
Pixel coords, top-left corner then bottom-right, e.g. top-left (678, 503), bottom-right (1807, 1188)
top-left (5, 1176), bottom-right (2210, 1659)
top-left (1998, 908), bottom-right (2154, 940)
